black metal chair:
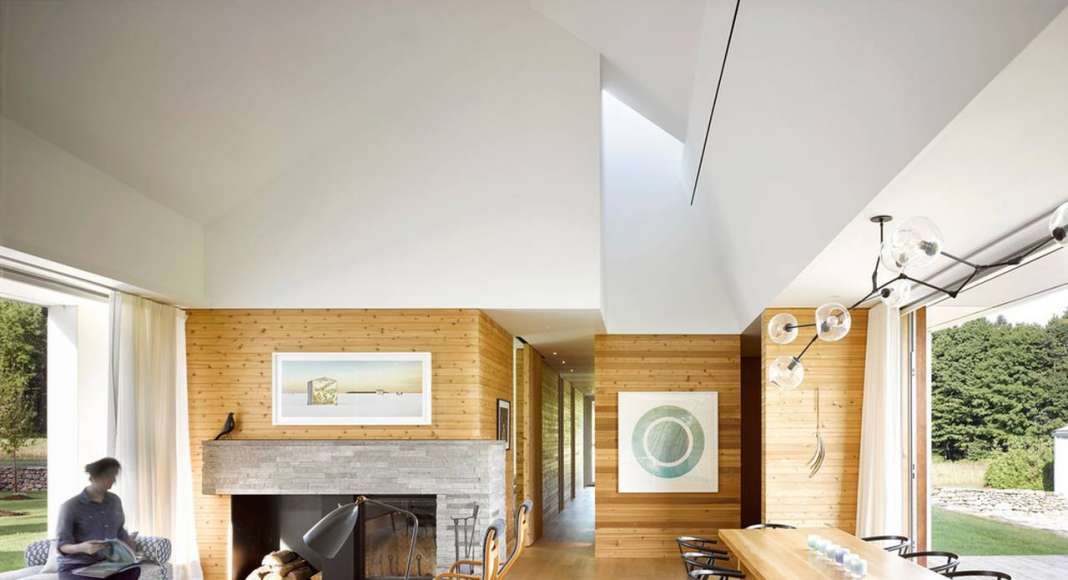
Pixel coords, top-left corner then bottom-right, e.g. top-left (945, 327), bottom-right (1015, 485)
top-left (861, 534), bottom-right (911, 555)
top-left (900, 551), bottom-right (960, 574)
top-left (943, 572), bottom-right (1011, 580)
top-left (744, 523), bottom-right (795, 530)
top-left (688, 569), bottom-right (745, 579)
top-left (681, 552), bottom-right (733, 570)
top-left (676, 536), bottom-right (729, 568)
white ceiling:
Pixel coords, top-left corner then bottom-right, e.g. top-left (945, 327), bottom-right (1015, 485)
top-left (530, 0), bottom-right (707, 139)
top-left (3, 0), bottom-right (580, 224)
top-left (485, 309), bottom-right (605, 381)
top-left (776, 6), bottom-right (1068, 308)
top-left (685, 0), bottom-right (1068, 329)
top-left (4, 0), bottom-right (1068, 344)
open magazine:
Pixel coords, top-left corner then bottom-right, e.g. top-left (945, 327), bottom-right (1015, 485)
top-left (73, 539), bottom-right (158, 579)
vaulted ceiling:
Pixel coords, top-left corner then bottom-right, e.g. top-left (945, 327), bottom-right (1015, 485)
top-left (4, 0), bottom-right (1068, 352)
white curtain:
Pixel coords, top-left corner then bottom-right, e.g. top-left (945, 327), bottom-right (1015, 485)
top-left (855, 302), bottom-right (906, 537)
top-left (108, 292), bottom-right (203, 580)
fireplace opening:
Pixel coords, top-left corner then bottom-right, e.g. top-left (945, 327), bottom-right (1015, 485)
top-left (232, 495), bottom-right (437, 580)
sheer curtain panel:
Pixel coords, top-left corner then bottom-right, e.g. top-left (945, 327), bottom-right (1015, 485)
top-left (108, 292), bottom-right (202, 580)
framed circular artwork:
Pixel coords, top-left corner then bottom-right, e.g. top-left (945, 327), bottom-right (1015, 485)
top-left (617, 391), bottom-right (718, 493)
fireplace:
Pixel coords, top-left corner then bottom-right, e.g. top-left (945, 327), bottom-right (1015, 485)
top-left (232, 495), bottom-right (437, 580)
top-left (202, 440), bottom-right (506, 575)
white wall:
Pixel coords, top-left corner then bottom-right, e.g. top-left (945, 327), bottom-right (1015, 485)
top-left (45, 300), bottom-right (109, 534)
top-left (204, 14), bottom-right (601, 309)
top-left (600, 92), bottom-right (738, 332)
top-left (0, 117), bottom-right (205, 304)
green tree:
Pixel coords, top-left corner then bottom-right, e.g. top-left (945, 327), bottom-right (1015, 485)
top-left (0, 299), bottom-right (46, 492)
top-left (932, 308), bottom-right (1068, 462)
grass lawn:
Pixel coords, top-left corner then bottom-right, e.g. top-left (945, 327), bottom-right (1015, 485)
top-left (0, 492), bottom-right (47, 572)
top-left (933, 506), bottom-right (1068, 555)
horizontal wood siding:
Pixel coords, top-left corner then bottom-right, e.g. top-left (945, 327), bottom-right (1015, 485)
top-left (594, 334), bottom-right (742, 558)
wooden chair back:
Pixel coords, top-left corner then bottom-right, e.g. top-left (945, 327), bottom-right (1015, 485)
top-left (499, 500), bottom-right (533, 577)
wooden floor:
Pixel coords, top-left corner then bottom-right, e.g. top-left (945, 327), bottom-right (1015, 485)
top-left (507, 486), bottom-right (679, 579)
top-left (956, 555), bottom-right (1068, 579)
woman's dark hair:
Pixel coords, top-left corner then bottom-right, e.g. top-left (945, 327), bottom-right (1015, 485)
top-left (85, 457), bottom-right (121, 478)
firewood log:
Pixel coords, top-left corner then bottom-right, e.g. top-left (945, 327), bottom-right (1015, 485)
top-left (274, 558), bottom-right (307, 577)
top-left (261, 550), bottom-right (299, 567)
top-left (283, 565), bottom-right (316, 580)
top-left (244, 566), bottom-right (271, 580)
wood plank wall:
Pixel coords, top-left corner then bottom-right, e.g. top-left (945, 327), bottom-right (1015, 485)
top-left (761, 308), bottom-right (868, 532)
top-left (594, 334), bottom-right (741, 558)
top-left (185, 309), bottom-right (512, 580)
top-left (541, 366), bottom-right (560, 520)
top-left (478, 312), bottom-right (515, 539)
top-left (517, 345), bottom-right (543, 542)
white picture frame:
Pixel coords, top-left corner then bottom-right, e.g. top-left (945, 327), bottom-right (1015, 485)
top-left (272, 352), bottom-right (432, 426)
top-left (617, 391), bottom-right (718, 493)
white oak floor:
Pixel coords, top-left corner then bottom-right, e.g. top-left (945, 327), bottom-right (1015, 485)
top-left (507, 486), bottom-right (680, 580)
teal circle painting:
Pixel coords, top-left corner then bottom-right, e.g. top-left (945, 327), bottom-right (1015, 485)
top-left (631, 405), bottom-right (704, 478)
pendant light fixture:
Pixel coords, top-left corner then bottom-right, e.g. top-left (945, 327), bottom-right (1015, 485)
top-left (768, 200), bottom-right (1068, 390)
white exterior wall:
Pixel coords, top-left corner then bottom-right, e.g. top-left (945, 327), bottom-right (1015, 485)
top-left (1056, 428), bottom-right (1068, 495)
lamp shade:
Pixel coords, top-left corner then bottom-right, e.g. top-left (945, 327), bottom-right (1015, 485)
top-left (1051, 201), bottom-right (1068, 247)
top-left (815, 302), bottom-right (851, 342)
top-left (767, 313), bottom-right (799, 345)
top-left (768, 356), bottom-right (804, 390)
top-left (879, 216), bottom-right (943, 273)
top-left (879, 279), bottom-right (912, 307)
top-left (303, 502), bottom-right (360, 559)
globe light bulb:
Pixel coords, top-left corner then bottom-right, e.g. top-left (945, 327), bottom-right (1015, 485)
top-left (767, 313), bottom-right (799, 345)
top-left (815, 302), bottom-right (851, 342)
top-left (879, 279), bottom-right (912, 308)
top-left (879, 217), bottom-right (944, 273)
top-left (1051, 201), bottom-right (1068, 247)
top-left (768, 356), bottom-right (804, 390)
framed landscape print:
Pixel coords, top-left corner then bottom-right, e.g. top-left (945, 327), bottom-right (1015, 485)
top-left (272, 352), bottom-right (432, 425)
top-left (617, 391), bottom-right (718, 493)
top-left (497, 399), bottom-right (511, 450)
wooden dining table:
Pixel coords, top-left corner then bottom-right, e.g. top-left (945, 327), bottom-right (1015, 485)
top-left (717, 528), bottom-right (945, 579)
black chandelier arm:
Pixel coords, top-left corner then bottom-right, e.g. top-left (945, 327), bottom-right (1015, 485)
top-left (794, 334), bottom-right (819, 362)
top-left (784, 322), bottom-right (817, 331)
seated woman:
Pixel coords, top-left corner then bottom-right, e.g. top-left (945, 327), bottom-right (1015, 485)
top-left (56, 458), bottom-right (140, 580)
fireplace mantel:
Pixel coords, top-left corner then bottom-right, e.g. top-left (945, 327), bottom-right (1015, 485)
top-left (201, 439), bottom-right (506, 572)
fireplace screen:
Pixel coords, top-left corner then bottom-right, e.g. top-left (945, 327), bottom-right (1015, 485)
top-left (361, 496), bottom-right (436, 580)
top-left (231, 494), bottom-right (436, 580)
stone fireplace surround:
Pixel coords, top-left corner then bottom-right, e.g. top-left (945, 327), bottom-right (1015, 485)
top-left (202, 440), bottom-right (506, 573)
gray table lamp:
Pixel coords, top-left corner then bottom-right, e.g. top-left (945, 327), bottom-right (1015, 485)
top-left (302, 496), bottom-right (420, 580)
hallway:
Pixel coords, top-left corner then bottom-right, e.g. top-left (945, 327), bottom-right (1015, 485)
top-left (508, 486), bottom-right (679, 579)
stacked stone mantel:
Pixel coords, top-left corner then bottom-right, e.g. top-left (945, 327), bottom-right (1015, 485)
top-left (202, 439), bottom-right (506, 572)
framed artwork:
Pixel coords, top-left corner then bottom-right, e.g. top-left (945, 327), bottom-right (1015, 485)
top-left (272, 352), bottom-right (432, 425)
top-left (497, 399), bottom-right (511, 450)
top-left (617, 391), bottom-right (718, 493)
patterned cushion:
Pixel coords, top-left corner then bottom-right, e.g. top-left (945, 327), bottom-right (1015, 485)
top-left (24, 536), bottom-right (172, 566)
top-left (23, 541), bottom-right (50, 567)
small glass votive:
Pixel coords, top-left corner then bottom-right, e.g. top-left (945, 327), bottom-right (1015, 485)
top-left (855, 558), bottom-right (868, 577)
top-left (844, 553), bottom-right (861, 576)
top-left (833, 546), bottom-right (848, 565)
top-left (822, 541), bottom-right (837, 560)
top-left (807, 534), bottom-right (820, 551)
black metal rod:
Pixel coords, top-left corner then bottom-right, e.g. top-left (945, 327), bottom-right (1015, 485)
top-left (359, 497), bottom-right (420, 580)
top-left (690, 0), bottom-right (742, 206)
top-left (784, 323), bottom-right (817, 330)
top-left (795, 334), bottom-right (819, 361)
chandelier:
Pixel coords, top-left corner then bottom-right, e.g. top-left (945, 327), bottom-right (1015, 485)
top-left (767, 201), bottom-right (1068, 390)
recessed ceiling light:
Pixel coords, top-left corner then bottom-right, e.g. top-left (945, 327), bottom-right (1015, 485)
top-left (561, 360), bottom-right (566, 364)
top-left (552, 352), bottom-right (557, 356)
top-left (569, 369), bottom-right (574, 373)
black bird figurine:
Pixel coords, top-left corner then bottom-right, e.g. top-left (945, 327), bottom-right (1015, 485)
top-left (214, 412), bottom-right (236, 440)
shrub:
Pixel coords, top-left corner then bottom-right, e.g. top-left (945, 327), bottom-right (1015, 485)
top-left (984, 438), bottom-right (1054, 490)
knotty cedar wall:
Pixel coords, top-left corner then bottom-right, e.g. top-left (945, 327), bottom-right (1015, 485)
top-left (539, 362), bottom-right (584, 522)
top-left (186, 309), bottom-right (513, 580)
top-left (594, 335), bottom-right (741, 558)
top-left (761, 308), bottom-right (867, 531)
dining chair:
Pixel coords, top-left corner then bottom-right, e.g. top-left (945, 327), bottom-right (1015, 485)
top-left (860, 534), bottom-right (911, 555)
top-left (434, 519), bottom-right (504, 580)
top-left (681, 552), bottom-right (733, 571)
top-left (676, 536), bottom-right (729, 572)
top-left (943, 572), bottom-right (1011, 580)
top-left (744, 523), bottom-right (795, 530)
top-left (688, 568), bottom-right (745, 579)
top-left (900, 551), bottom-right (960, 574)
